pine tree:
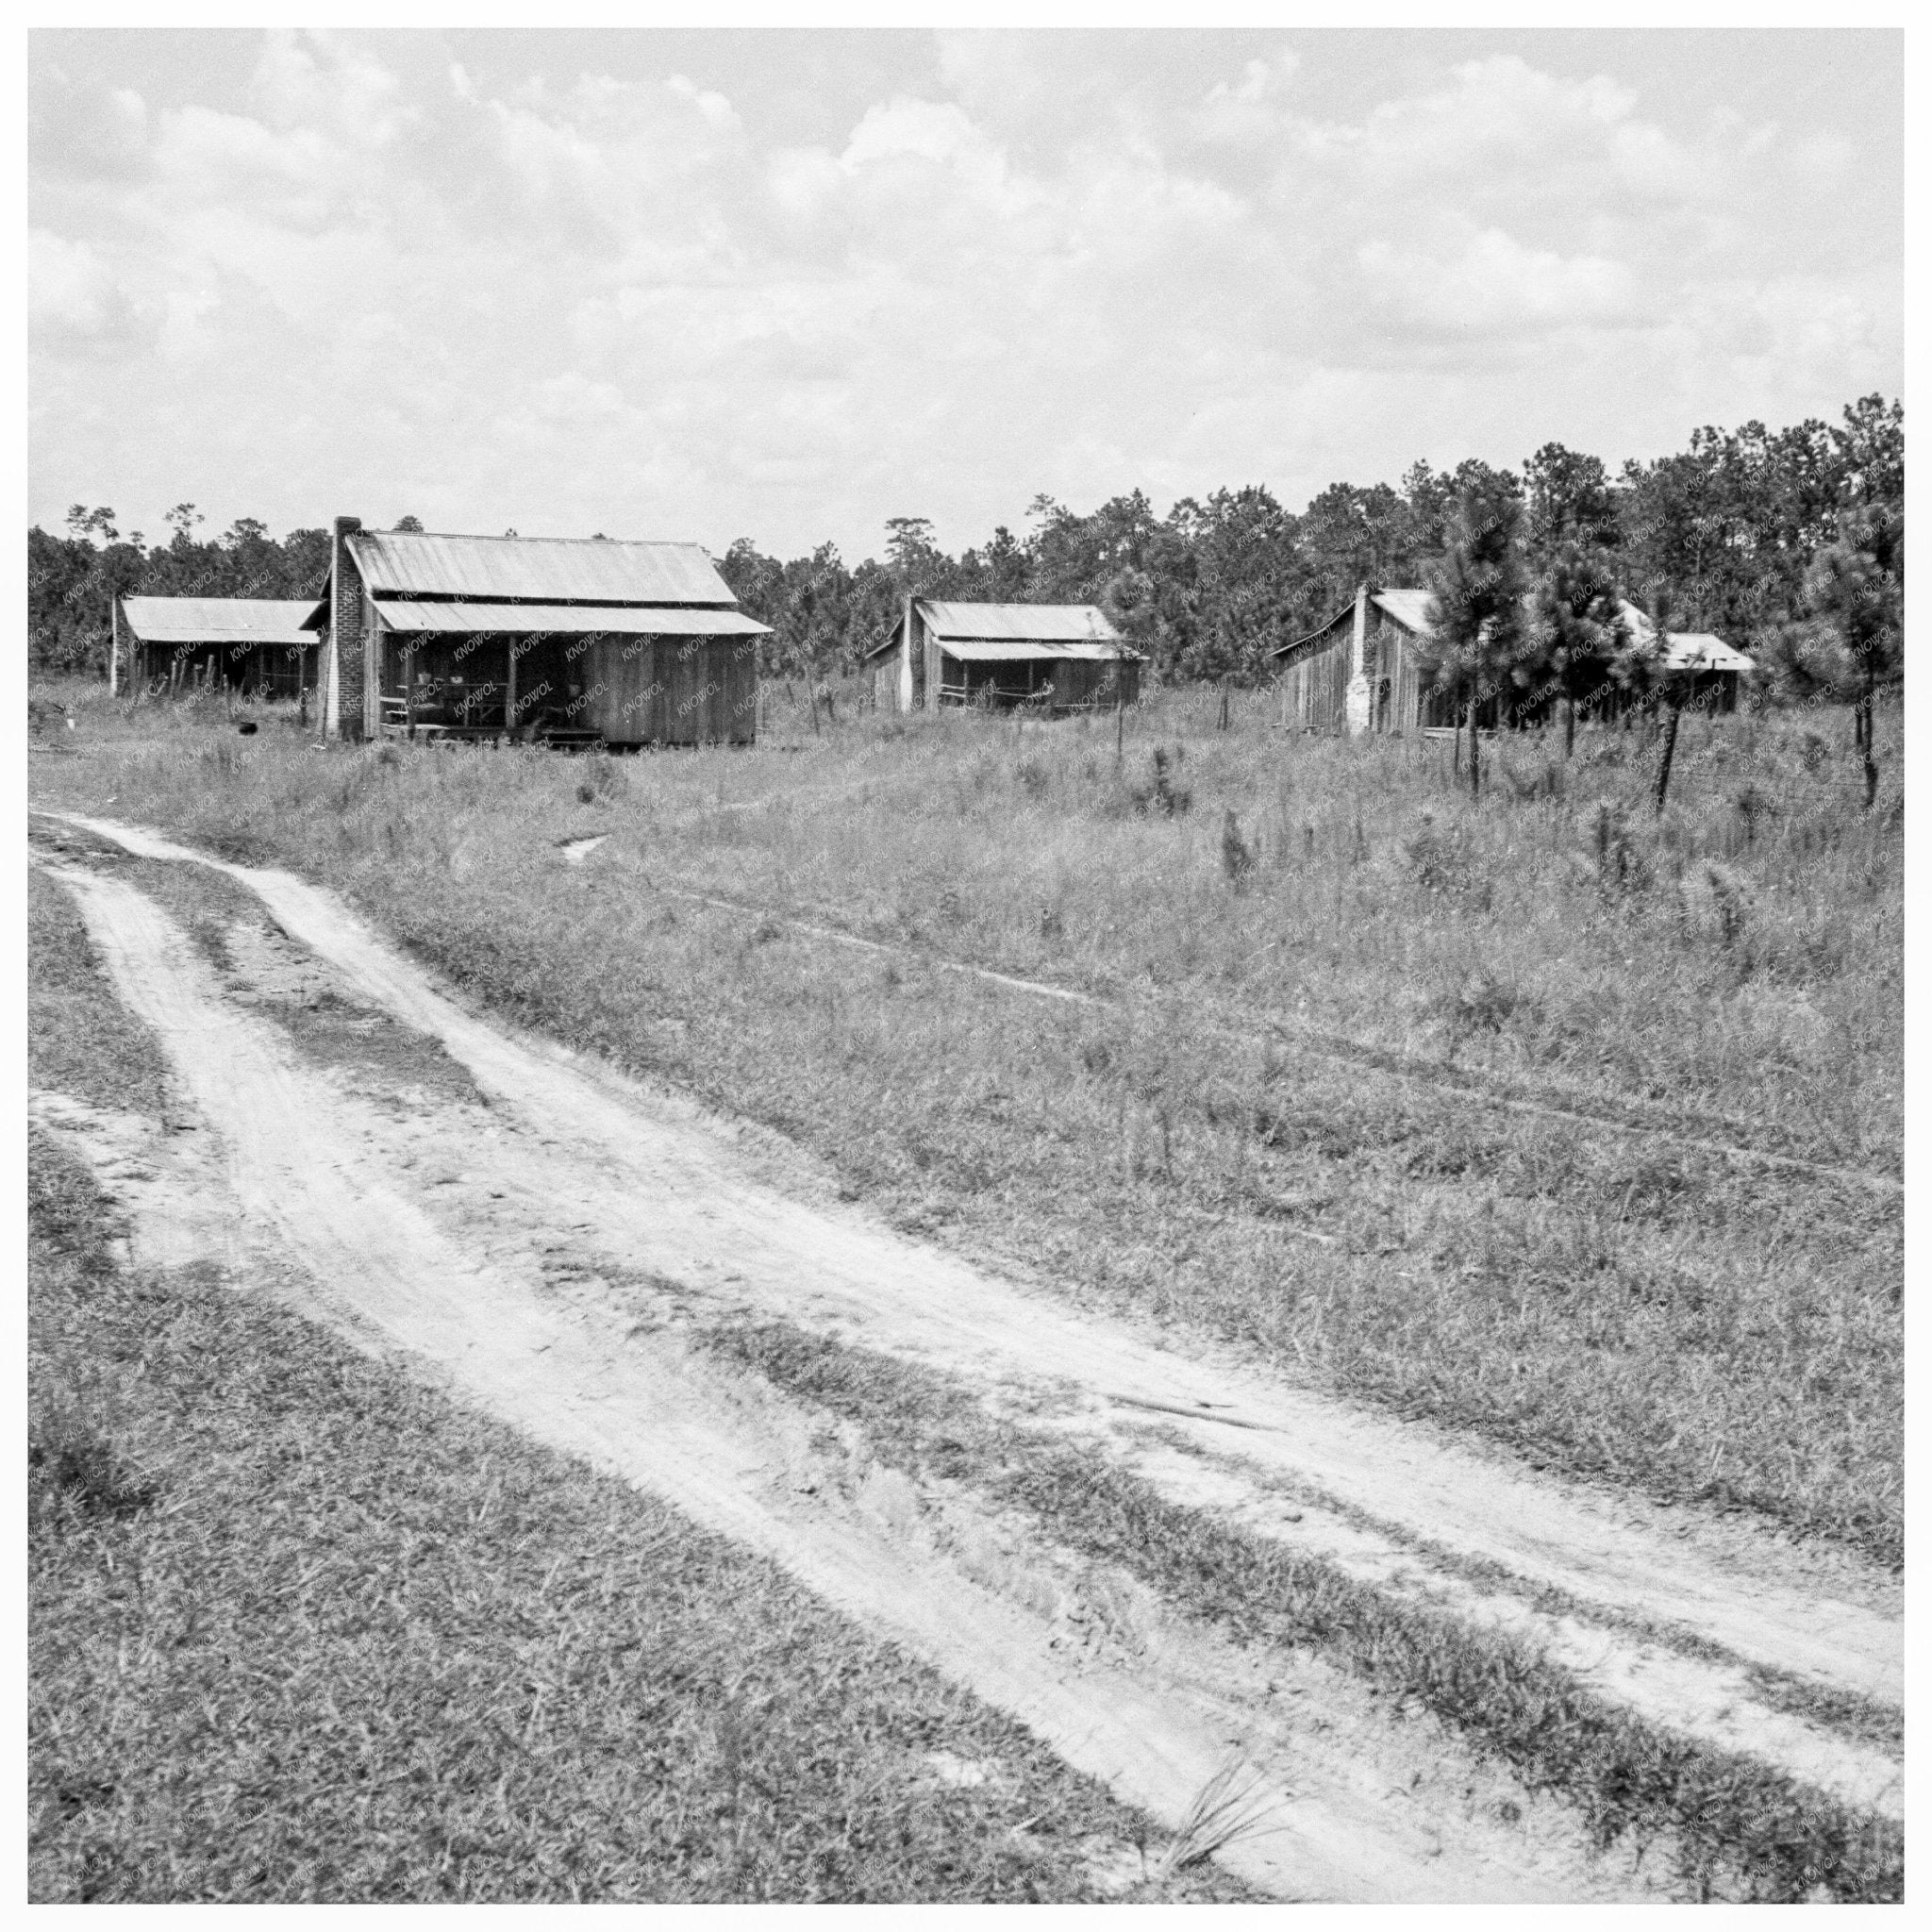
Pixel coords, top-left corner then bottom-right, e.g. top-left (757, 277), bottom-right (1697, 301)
top-left (1805, 506), bottom-right (1902, 808)
top-left (1420, 474), bottom-right (1529, 798)
top-left (1531, 530), bottom-right (1628, 757)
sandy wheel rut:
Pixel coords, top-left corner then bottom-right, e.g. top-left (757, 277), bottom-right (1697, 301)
top-left (28, 816), bottom-right (1905, 1897)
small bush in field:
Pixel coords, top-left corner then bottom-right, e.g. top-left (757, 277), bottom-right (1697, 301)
top-left (1129, 747), bottom-right (1191, 817)
top-left (1404, 812), bottom-right (1471, 893)
top-left (1733, 783), bottom-right (1774, 848)
top-left (1220, 810), bottom-right (1257, 891)
top-left (1679, 861), bottom-right (1753, 949)
top-left (1439, 966), bottom-right (1533, 1041)
top-left (1591, 799), bottom-right (1650, 897)
top-left (1498, 754), bottom-right (1563, 802)
top-left (580, 754), bottom-right (626, 802)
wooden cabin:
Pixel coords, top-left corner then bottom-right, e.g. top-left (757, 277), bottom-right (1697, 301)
top-left (1271, 586), bottom-right (1458, 736)
top-left (1271, 584), bottom-right (1755, 735)
top-left (115, 596), bottom-right (320, 700)
top-left (303, 520), bottom-right (770, 746)
top-left (862, 597), bottom-right (1143, 715)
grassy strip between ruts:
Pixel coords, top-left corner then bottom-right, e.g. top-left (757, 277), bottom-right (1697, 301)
top-left (695, 1320), bottom-right (1903, 1906)
top-left (27, 1136), bottom-right (1256, 1904)
top-left (27, 863), bottom-right (175, 1119)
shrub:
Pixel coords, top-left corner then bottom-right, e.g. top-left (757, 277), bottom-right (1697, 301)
top-left (1404, 811), bottom-right (1471, 894)
top-left (1219, 810), bottom-right (1257, 891)
top-left (1591, 799), bottom-right (1650, 897)
top-left (1129, 747), bottom-right (1191, 817)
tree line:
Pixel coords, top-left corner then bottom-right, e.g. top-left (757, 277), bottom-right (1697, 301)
top-left (28, 504), bottom-right (332, 675)
top-left (31, 394), bottom-right (1901, 729)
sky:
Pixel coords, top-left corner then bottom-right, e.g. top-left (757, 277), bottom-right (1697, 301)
top-left (29, 27), bottom-right (1904, 563)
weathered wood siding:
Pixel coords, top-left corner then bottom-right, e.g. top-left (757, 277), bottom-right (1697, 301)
top-left (1051, 658), bottom-right (1140, 708)
top-left (1275, 611), bottom-right (1354, 731)
top-left (1369, 609), bottom-right (1432, 734)
top-left (1278, 605), bottom-right (1451, 735)
top-left (589, 634), bottom-right (758, 744)
top-left (387, 630), bottom-right (756, 742)
top-left (918, 608), bottom-right (941, 710)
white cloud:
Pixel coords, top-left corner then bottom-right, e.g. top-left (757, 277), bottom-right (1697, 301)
top-left (668, 74), bottom-right (740, 133)
top-left (1358, 225), bottom-right (1639, 338)
top-left (1196, 46), bottom-right (1301, 143)
top-left (29, 228), bottom-right (147, 350)
top-left (27, 31), bottom-right (1902, 557)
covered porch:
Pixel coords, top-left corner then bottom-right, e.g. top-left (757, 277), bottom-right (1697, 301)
top-left (935, 640), bottom-right (1141, 712)
top-left (376, 625), bottom-right (602, 746)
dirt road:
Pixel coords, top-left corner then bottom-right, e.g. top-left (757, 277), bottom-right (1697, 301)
top-left (30, 813), bottom-right (1905, 1896)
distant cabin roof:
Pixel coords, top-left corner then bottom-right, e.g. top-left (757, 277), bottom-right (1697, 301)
top-left (1616, 600), bottom-right (1756, 674)
top-left (121, 596), bottom-right (320, 647)
top-left (1272, 586), bottom-right (1754, 674)
top-left (340, 529), bottom-right (739, 607)
top-left (864, 598), bottom-right (1142, 662)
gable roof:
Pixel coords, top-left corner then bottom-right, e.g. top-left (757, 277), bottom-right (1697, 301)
top-left (342, 529), bottom-right (738, 607)
top-left (120, 596), bottom-right (320, 646)
top-left (860, 598), bottom-right (1141, 661)
top-left (918, 599), bottom-right (1123, 644)
top-left (1369, 588), bottom-right (1435, 634)
top-left (934, 637), bottom-right (1138, 663)
top-left (1271, 587), bottom-right (1437, 660)
top-left (1615, 601), bottom-right (1756, 674)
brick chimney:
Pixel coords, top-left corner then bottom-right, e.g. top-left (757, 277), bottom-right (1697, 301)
top-left (325, 516), bottom-right (363, 741)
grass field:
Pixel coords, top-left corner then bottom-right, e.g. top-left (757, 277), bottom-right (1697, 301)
top-left (26, 677), bottom-right (1904, 1563)
top-left (26, 868), bottom-right (1247, 1904)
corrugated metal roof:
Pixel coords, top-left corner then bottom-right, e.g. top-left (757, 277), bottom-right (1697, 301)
top-left (374, 600), bottom-right (768, 637)
top-left (120, 596), bottom-right (320, 646)
top-left (938, 638), bottom-right (1142, 663)
top-left (1662, 637), bottom-right (1756, 673)
top-left (1618, 602), bottom-right (1755, 673)
top-left (345, 529), bottom-right (737, 605)
top-left (918, 599), bottom-right (1124, 645)
top-left (1373, 589), bottom-right (1436, 633)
